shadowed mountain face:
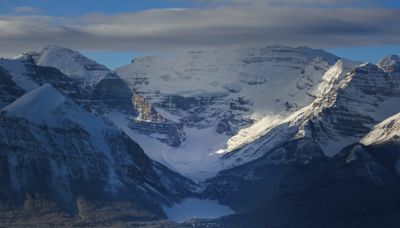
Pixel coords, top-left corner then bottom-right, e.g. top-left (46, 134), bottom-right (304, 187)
top-left (203, 119), bottom-right (400, 227)
top-left (204, 143), bottom-right (400, 228)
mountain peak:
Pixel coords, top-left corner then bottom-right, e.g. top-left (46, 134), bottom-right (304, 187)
top-left (378, 55), bottom-right (400, 73)
top-left (33, 45), bottom-right (110, 87)
top-left (1, 84), bottom-right (65, 122)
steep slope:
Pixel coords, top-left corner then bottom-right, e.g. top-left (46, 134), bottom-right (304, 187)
top-left (0, 84), bottom-right (194, 226)
top-left (219, 58), bottom-right (358, 154)
top-left (221, 57), bottom-right (400, 169)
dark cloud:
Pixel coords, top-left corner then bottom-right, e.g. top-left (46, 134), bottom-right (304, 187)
top-left (0, 4), bottom-right (399, 56)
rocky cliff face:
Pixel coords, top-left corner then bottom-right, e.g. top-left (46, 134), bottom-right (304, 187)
top-left (117, 46), bottom-right (339, 137)
top-left (0, 84), bottom-right (195, 225)
top-left (89, 73), bottom-right (135, 113)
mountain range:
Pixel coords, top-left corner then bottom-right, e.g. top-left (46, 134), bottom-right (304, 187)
top-left (0, 45), bottom-right (400, 227)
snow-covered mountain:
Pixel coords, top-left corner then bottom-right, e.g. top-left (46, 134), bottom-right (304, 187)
top-left (14, 45), bottom-right (399, 181)
top-left (201, 56), bottom-right (400, 228)
top-left (220, 56), bottom-right (400, 169)
top-left (0, 47), bottom-right (198, 225)
top-left (3, 47), bottom-right (186, 147)
top-left (0, 83), bottom-right (195, 225)
top-left (115, 46), bottom-right (344, 178)
top-left (1, 45), bottom-right (400, 226)
top-left (117, 46), bottom-right (339, 133)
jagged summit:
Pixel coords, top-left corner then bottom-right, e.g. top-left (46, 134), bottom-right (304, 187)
top-left (378, 54), bottom-right (400, 73)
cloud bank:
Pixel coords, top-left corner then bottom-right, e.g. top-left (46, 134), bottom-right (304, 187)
top-left (0, 0), bottom-right (399, 56)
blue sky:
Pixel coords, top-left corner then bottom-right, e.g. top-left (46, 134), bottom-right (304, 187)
top-left (1, 0), bottom-right (398, 14)
top-left (0, 0), bottom-right (399, 69)
top-left (0, 0), bottom-right (199, 16)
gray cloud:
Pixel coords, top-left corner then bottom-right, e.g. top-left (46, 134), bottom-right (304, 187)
top-left (0, 4), bottom-right (399, 56)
